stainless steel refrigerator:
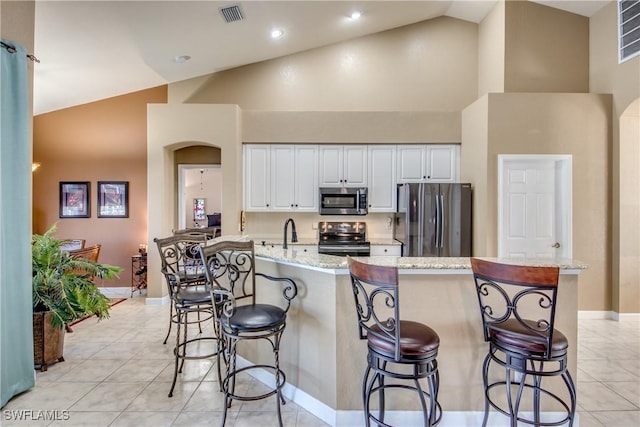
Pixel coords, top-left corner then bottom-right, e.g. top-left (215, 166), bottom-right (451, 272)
top-left (394, 183), bottom-right (472, 257)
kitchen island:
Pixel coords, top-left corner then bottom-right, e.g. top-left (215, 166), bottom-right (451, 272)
top-left (210, 236), bottom-right (587, 426)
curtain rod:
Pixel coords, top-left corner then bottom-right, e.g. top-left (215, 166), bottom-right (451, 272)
top-left (1, 41), bottom-right (40, 63)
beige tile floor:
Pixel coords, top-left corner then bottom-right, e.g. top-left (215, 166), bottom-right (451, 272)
top-left (3, 297), bottom-right (639, 426)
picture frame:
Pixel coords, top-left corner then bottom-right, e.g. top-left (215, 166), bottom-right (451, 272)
top-left (59, 181), bottom-right (90, 218)
top-left (193, 198), bottom-right (206, 221)
top-left (97, 181), bottom-right (129, 218)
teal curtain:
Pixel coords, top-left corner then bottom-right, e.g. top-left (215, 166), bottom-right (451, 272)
top-left (0, 40), bottom-right (35, 408)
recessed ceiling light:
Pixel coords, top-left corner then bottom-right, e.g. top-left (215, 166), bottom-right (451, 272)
top-left (350, 11), bottom-right (362, 20)
top-left (174, 55), bottom-right (191, 64)
top-left (270, 29), bottom-right (284, 39)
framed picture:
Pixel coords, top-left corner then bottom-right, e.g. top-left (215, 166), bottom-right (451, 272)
top-left (59, 182), bottom-right (90, 218)
top-left (97, 181), bottom-right (129, 218)
top-left (193, 198), bottom-right (206, 221)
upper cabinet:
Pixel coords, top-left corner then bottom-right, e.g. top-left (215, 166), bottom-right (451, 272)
top-left (319, 145), bottom-right (367, 187)
top-left (396, 144), bottom-right (460, 183)
top-left (367, 145), bottom-right (397, 212)
top-left (244, 144), bottom-right (271, 211)
top-left (244, 144), bottom-right (318, 212)
top-left (245, 143), bottom-right (460, 213)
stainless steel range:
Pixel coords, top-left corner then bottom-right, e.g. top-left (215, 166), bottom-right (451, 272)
top-left (317, 222), bottom-right (370, 257)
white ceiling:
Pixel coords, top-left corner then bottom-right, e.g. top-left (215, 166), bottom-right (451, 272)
top-left (32, 0), bottom-right (609, 115)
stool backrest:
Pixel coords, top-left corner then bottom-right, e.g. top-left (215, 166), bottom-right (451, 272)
top-left (470, 258), bottom-right (560, 359)
top-left (199, 240), bottom-right (256, 306)
top-left (347, 257), bottom-right (401, 361)
top-left (154, 234), bottom-right (208, 294)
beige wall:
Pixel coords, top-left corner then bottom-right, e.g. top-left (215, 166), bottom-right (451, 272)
top-left (504, 1), bottom-right (589, 93)
top-left (463, 93), bottom-right (612, 311)
top-left (460, 97), bottom-right (489, 257)
top-left (33, 86), bottom-right (167, 287)
top-left (478, 0), bottom-right (505, 96)
top-left (590, 1), bottom-right (640, 314)
top-left (172, 17), bottom-right (478, 112)
top-left (147, 104), bottom-right (241, 299)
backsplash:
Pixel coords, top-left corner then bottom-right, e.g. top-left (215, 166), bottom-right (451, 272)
top-left (243, 212), bottom-right (394, 241)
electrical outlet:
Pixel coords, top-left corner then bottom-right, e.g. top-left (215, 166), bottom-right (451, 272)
top-left (386, 216), bottom-right (393, 230)
top-left (311, 223), bottom-right (318, 230)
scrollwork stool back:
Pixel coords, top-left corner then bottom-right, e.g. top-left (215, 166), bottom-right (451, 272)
top-left (348, 257), bottom-right (442, 427)
top-left (471, 258), bottom-right (576, 427)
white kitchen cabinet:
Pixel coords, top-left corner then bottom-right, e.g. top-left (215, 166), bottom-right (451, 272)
top-left (292, 145), bottom-right (319, 211)
top-left (396, 144), bottom-right (460, 183)
top-left (319, 145), bottom-right (367, 187)
top-left (367, 145), bottom-right (396, 212)
top-left (244, 144), bottom-right (271, 211)
top-left (244, 144), bottom-right (318, 212)
top-left (370, 245), bottom-right (402, 256)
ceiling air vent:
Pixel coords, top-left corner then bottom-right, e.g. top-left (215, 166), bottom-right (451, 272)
top-left (220, 4), bottom-right (244, 23)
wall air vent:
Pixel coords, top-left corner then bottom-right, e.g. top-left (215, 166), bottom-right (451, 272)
top-left (619, 0), bottom-right (640, 62)
top-left (220, 4), bottom-right (244, 23)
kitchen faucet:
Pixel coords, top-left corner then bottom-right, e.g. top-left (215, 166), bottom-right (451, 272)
top-left (283, 218), bottom-right (298, 249)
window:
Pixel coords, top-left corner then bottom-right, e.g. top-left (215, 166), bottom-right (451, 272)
top-left (619, 0), bottom-right (640, 62)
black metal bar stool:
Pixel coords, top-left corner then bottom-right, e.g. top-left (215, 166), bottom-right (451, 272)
top-left (347, 257), bottom-right (442, 427)
top-left (470, 258), bottom-right (576, 427)
top-left (199, 240), bottom-right (298, 427)
top-left (154, 234), bottom-right (218, 397)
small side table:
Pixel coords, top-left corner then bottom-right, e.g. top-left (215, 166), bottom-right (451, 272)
top-left (131, 253), bottom-right (147, 297)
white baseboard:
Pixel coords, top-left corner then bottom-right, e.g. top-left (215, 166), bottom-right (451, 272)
top-left (144, 295), bottom-right (170, 305)
top-left (234, 355), bottom-right (580, 426)
top-left (578, 310), bottom-right (640, 321)
top-left (98, 287), bottom-right (131, 298)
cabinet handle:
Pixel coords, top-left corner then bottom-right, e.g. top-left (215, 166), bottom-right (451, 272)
top-left (291, 204), bottom-right (294, 207)
top-left (266, 204), bottom-right (270, 207)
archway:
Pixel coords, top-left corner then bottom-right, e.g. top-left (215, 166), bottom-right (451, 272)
top-left (616, 98), bottom-right (640, 316)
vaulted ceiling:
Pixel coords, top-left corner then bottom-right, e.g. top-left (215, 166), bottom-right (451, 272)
top-left (33, 1), bottom-right (609, 115)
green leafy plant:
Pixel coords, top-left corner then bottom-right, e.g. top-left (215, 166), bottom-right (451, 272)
top-left (32, 224), bottom-right (122, 328)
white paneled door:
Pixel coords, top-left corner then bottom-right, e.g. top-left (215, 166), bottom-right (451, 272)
top-left (499, 156), bottom-right (572, 259)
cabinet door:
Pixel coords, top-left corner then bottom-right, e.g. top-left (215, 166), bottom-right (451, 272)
top-left (370, 245), bottom-right (402, 256)
top-left (294, 145), bottom-right (319, 211)
top-left (270, 145), bottom-right (296, 211)
top-left (318, 146), bottom-right (343, 187)
top-left (367, 145), bottom-right (396, 212)
top-left (343, 145), bottom-right (368, 186)
top-left (426, 145), bottom-right (459, 182)
top-left (244, 145), bottom-right (271, 211)
top-left (396, 145), bottom-right (426, 182)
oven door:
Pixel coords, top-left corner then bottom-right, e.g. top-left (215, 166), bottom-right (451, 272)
top-left (317, 243), bottom-right (371, 257)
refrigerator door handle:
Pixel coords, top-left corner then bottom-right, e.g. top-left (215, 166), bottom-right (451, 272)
top-left (417, 185), bottom-right (424, 255)
top-left (435, 194), bottom-right (439, 249)
top-left (438, 194), bottom-right (445, 248)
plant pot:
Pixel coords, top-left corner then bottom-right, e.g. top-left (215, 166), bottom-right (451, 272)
top-left (33, 311), bottom-right (65, 371)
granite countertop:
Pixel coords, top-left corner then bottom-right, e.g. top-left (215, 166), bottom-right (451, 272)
top-left (207, 235), bottom-right (588, 271)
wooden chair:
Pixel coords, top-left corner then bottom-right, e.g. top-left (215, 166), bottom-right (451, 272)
top-left (68, 244), bottom-right (101, 262)
top-left (60, 238), bottom-right (86, 252)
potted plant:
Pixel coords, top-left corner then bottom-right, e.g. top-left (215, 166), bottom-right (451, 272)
top-left (32, 224), bottom-right (122, 370)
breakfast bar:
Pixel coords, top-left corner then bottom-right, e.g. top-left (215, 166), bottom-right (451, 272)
top-left (210, 237), bottom-right (587, 426)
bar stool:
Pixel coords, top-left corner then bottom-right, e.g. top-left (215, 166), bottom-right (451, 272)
top-left (154, 234), bottom-right (217, 397)
top-left (199, 240), bottom-right (298, 427)
top-left (347, 257), bottom-right (442, 427)
top-left (470, 258), bottom-right (576, 427)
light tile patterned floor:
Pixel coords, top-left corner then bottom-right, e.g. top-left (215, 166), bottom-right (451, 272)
top-left (3, 297), bottom-right (639, 426)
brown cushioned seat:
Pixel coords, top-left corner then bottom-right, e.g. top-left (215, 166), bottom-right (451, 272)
top-left (368, 321), bottom-right (440, 359)
top-left (489, 319), bottom-right (568, 357)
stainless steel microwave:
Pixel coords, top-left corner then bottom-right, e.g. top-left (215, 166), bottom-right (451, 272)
top-left (319, 187), bottom-right (368, 215)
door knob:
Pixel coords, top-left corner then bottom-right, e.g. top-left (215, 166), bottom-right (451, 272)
top-left (552, 242), bottom-right (561, 248)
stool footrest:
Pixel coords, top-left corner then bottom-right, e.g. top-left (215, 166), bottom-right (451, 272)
top-left (223, 364), bottom-right (286, 402)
